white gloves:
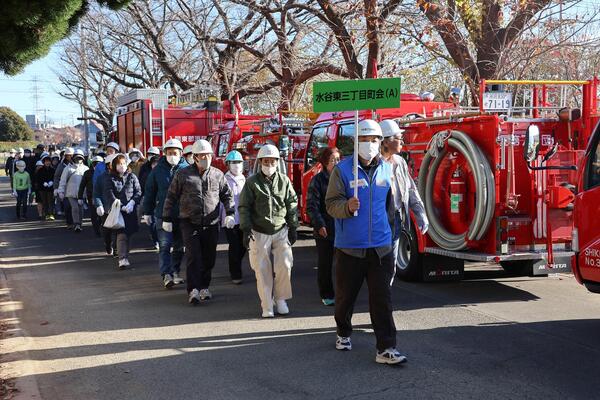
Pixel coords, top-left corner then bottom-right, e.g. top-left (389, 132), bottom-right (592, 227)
top-left (53, 189), bottom-right (58, 196)
top-left (142, 215), bottom-right (153, 225)
top-left (121, 200), bottom-right (135, 214)
top-left (96, 206), bottom-right (105, 216)
top-left (48, 181), bottom-right (53, 187)
top-left (78, 199), bottom-right (84, 206)
top-left (11, 191), bottom-right (17, 197)
top-left (224, 215), bottom-right (236, 229)
top-left (43, 182), bottom-right (48, 187)
top-left (162, 221), bottom-right (173, 232)
top-left (419, 222), bottom-right (429, 235)
top-left (58, 192), bottom-right (65, 200)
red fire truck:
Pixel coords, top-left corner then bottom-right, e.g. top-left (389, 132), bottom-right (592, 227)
top-left (572, 112), bottom-right (600, 293)
top-left (302, 80), bottom-right (600, 281)
top-left (113, 88), bottom-right (245, 155)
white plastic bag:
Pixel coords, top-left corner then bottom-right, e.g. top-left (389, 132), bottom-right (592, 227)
top-left (103, 199), bottom-right (125, 230)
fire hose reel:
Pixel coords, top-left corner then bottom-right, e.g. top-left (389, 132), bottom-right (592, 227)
top-left (418, 130), bottom-right (496, 251)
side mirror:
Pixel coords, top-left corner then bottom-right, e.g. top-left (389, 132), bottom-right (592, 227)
top-left (524, 125), bottom-right (540, 162)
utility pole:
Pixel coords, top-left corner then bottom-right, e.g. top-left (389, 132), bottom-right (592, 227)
top-left (79, 24), bottom-right (90, 153)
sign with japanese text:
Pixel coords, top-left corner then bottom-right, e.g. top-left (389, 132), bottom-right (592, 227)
top-left (313, 78), bottom-right (401, 112)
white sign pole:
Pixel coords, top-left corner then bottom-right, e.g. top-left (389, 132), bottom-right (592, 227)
top-left (353, 109), bottom-right (359, 216)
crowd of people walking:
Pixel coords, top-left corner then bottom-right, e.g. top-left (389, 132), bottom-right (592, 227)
top-left (4, 118), bottom-right (428, 365)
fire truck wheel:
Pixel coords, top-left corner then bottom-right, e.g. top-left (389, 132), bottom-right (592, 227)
top-left (395, 226), bottom-right (424, 281)
top-left (584, 282), bottom-right (600, 294)
top-left (500, 260), bottom-right (535, 277)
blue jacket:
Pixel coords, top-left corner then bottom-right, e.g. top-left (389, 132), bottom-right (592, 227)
top-left (333, 156), bottom-right (392, 249)
top-left (93, 162), bottom-right (106, 186)
top-left (93, 169), bottom-right (108, 208)
top-left (143, 156), bottom-right (188, 219)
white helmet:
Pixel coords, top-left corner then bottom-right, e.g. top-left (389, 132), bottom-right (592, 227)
top-left (73, 148), bottom-right (85, 157)
top-left (379, 120), bottom-right (405, 138)
top-left (257, 144), bottom-right (280, 160)
top-left (357, 119), bottom-right (383, 137)
top-left (147, 146), bottom-right (161, 155)
top-left (9, 148), bottom-right (16, 154)
top-left (105, 153), bottom-right (118, 164)
top-left (17, 147), bottom-right (24, 154)
top-left (36, 160), bottom-right (43, 166)
top-left (64, 147), bottom-right (75, 156)
top-left (164, 139), bottom-right (183, 151)
top-left (129, 147), bottom-right (141, 155)
top-left (92, 155), bottom-right (104, 163)
top-left (183, 145), bottom-right (194, 155)
top-left (106, 142), bottom-right (120, 152)
top-left (191, 139), bottom-right (213, 155)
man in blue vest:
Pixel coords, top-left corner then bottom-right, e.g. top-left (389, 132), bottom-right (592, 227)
top-left (325, 119), bottom-right (405, 365)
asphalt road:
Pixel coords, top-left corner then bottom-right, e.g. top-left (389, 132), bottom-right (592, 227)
top-left (1, 175), bottom-right (600, 400)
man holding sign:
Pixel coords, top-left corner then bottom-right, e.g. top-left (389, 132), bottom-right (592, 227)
top-left (325, 119), bottom-right (405, 365)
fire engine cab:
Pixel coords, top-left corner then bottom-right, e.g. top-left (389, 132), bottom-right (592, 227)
top-left (572, 111), bottom-right (600, 293)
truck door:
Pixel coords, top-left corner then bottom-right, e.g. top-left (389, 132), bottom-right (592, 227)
top-left (574, 123), bottom-right (600, 287)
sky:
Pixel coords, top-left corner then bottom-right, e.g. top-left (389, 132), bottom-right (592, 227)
top-left (0, 45), bottom-right (81, 126)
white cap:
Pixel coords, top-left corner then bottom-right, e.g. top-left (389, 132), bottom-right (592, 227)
top-left (105, 153), bottom-right (118, 164)
top-left (73, 148), bottom-right (85, 157)
top-left (9, 148), bottom-right (16, 154)
top-left (92, 156), bottom-right (104, 163)
top-left (64, 147), bottom-right (75, 156)
top-left (147, 146), bottom-right (160, 155)
top-left (17, 147), bottom-right (24, 154)
top-left (106, 142), bottom-right (120, 151)
top-left (357, 119), bottom-right (383, 137)
top-left (191, 139), bottom-right (213, 155)
top-left (183, 145), bottom-right (194, 155)
top-left (15, 160), bottom-right (26, 167)
top-left (257, 144), bottom-right (280, 160)
top-left (379, 120), bottom-right (405, 138)
top-left (36, 160), bottom-right (43, 166)
top-left (129, 148), bottom-right (142, 155)
top-left (164, 139), bottom-right (183, 151)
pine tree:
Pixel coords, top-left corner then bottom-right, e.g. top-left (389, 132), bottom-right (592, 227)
top-left (0, 0), bottom-right (130, 75)
top-left (0, 107), bottom-right (34, 141)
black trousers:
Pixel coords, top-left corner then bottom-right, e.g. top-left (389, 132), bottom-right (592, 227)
top-left (181, 221), bottom-right (218, 293)
top-left (87, 198), bottom-right (101, 236)
top-left (39, 191), bottom-right (54, 216)
top-left (316, 238), bottom-right (335, 299)
top-left (101, 214), bottom-right (116, 251)
top-left (334, 248), bottom-right (397, 351)
top-left (15, 189), bottom-right (28, 217)
top-left (224, 225), bottom-right (246, 280)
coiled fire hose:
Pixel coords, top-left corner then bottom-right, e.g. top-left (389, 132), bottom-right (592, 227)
top-left (417, 130), bottom-right (495, 251)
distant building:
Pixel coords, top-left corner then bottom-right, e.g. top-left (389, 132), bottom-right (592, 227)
top-left (26, 114), bottom-right (39, 130)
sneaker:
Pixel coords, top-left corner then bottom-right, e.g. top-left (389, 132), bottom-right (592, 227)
top-left (188, 289), bottom-right (201, 305)
top-left (199, 288), bottom-right (212, 301)
top-left (231, 279), bottom-right (243, 285)
top-left (118, 259), bottom-right (129, 270)
top-left (322, 298), bottom-right (335, 306)
top-left (105, 246), bottom-right (113, 256)
top-left (48, 215), bottom-right (55, 221)
top-left (66, 224), bottom-right (74, 230)
top-left (262, 309), bottom-right (274, 318)
top-left (172, 272), bottom-right (185, 285)
top-left (275, 300), bottom-right (289, 315)
top-left (74, 225), bottom-right (82, 232)
top-left (163, 274), bottom-right (174, 289)
top-left (336, 336), bottom-right (352, 351)
top-left (154, 242), bottom-right (160, 251)
top-left (45, 215), bottom-right (51, 221)
top-left (375, 348), bottom-right (407, 365)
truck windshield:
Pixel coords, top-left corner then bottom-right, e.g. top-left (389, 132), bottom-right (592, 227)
top-left (337, 123), bottom-right (356, 157)
top-left (305, 124), bottom-right (330, 172)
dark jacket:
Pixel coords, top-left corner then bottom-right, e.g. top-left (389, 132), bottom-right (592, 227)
top-left (35, 166), bottom-right (56, 192)
top-left (138, 161), bottom-right (153, 195)
top-left (78, 168), bottom-right (95, 201)
top-left (143, 156), bottom-right (188, 219)
top-left (103, 171), bottom-right (142, 234)
top-left (93, 169), bottom-right (108, 208)
top-left (163, 165), bottom-right (234, 226)
top-left (5, 156), bottom-right (14, 176)
top-left (306, 169), bottom-right (335, 241)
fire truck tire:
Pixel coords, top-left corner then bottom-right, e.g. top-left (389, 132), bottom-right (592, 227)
top-left (584, 282), bottom-right (600, 294)
top-left (500, 260), bottom-right (535, 276)
top-left (418, 130), bottom-right (495, 251)
top-left (395, 225), bottom-right (424, 281)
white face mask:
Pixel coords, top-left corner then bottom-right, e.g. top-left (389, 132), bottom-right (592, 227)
top-left (358, 141), bottom-right (380, 162)
top-left (195, 157), bottom-right (211, 170)
top-left (17, 166), bottom-right (25, 172)
top-left (76, 159), bottom-right (83, 165)
top-left (130, 155), bottom-right (139, 163)
top-left (261, 165), bottom-right (277, 177)
top-left (229, 163), bottom-right (243, 176)
top-left (166, 155), bottom-right (180, 166)
top-left (186, 155), bottom-right (194, 164)
top-left (116, 164), bottom-right (127, 174)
